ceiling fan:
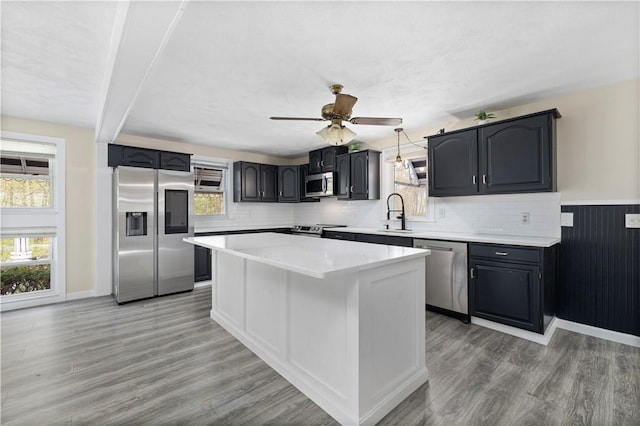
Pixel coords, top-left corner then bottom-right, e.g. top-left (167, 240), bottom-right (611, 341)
top-left (270, 84), bottom-right (402, 145)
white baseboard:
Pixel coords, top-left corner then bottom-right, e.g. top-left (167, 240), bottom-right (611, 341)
top-left (555, 319), bottom-right (640, 348)
top-left (471, 316), bottom-right (557, 346)
top-left (66, 290), bottom-right (96, 301)
top-left (194, 281), bottom-right (212, 289)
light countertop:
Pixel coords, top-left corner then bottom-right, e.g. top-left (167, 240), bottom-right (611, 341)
top-left (325, 227), bottom-right (560, 248)
top-left (184, 232), bottom-right (430, 279)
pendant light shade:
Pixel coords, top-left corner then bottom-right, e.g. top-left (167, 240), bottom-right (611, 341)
top-left (316, 123), bottom-right (356, 146)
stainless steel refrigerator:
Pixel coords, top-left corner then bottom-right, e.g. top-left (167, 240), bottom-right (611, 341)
top-left (113, 166), bottom-right (194, 303)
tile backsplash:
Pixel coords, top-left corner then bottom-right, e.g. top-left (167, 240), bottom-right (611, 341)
top-left (197, 192), bottom-right (561, 239)
top-left (294, 192), bottom-right (561, 238)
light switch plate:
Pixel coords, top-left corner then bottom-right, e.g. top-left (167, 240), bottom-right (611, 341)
top-left (561, 212), bottom-right (574, 227)
top-left (625, 213), bottom-right (640, 228)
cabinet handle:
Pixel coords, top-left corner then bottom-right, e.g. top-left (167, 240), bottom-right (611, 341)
top-left (482, 175), bottom-right (487, 184)
top-left (472, 175), bottom-right (477, 185)
top-left (350, 185), bottom-right (354, 193)
top-left (495, 251), bottom-right (509, 256)
top-left (321, 160), bottom-right (325, 167)
top-left (470, 268), bottom-right (475, 279)
top-left (279, 191), bottom-right (283, 196)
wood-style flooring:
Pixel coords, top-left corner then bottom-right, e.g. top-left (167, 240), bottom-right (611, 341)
top-left (1, 286), bottom-right (639, 425)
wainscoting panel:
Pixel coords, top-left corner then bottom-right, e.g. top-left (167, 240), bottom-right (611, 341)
top-left (559, 204), bottom-right (639, 336)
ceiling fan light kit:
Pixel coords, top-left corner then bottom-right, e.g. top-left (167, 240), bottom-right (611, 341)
top-left (316, 122), bottom-right (356, 146)
top-left (271, 84), bottom-right (402, 147)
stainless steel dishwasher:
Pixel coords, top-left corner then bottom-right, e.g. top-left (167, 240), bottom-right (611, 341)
top-left (413, 239), bottom-right (469, 322)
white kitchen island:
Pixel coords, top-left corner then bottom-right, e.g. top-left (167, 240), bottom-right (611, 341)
top-left (184, 233), bottom-right (430, 425)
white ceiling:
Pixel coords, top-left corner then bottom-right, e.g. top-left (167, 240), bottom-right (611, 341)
top-left (2, 1), bottom-right (638, 158)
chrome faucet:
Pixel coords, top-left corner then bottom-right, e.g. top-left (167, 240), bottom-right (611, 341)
top-left (386, 193), bottom-right (407, 231)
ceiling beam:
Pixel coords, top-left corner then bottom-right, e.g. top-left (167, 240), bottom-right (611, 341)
top-left (94, 0), bottom-right (188, 144)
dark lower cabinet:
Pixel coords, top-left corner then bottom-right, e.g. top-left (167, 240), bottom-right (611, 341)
top-left (469, 243), bottom-right (557, 334)
top-left (322, 230), bottom-right (356, 241)
top-left (355, 233), bottom-right (413, 247)
top-left (194, 245), bottom-right (211, 282)
top-left (323, 231), bottom-right (412, 247)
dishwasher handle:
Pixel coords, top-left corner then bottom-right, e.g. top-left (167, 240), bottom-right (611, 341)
top-left (415, 245), bottom-right (453, 251)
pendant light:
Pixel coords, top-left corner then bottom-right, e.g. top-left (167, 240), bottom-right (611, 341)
top-left (394, 128), bottom-right (403, 166)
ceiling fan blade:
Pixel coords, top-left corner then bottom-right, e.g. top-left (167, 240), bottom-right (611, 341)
top-left (332, 94), bottom-right (358, 116)
top-left (270, 117), bottom-right (326, 122)
top-left (349, 117), bottom-right (403, 126)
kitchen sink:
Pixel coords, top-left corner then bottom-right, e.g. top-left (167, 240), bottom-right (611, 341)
top-left (379, 229), bottom-right (414, 233)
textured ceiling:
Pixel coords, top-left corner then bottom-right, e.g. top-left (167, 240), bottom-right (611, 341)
top-left (1, 1), bottom-right (638, 158)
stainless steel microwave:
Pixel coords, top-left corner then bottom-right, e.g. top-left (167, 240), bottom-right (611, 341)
top-left (305, 172), bottom-right (335, 197)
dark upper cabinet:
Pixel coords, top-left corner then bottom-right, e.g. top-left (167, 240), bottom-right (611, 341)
top-left (335, 153), bottom-right (351, 199)
top-left (428, 129), bottom-right (478, 196)
top-left (336, 150), bottom-right (380, 200)
top-left (469, 243), bottom-right (557, 334)
top-left (108, 144), bottom-right (159, 169)
top-left (108, 144), bottom-right (191, 171)
top-left (260, 164), bottom-right (278, 202)
top-left (309, 146), bottom-right (348, 174)
top-left (235, 162), bottom-right (261, 201)
top-left (479, 113), bottom-right (553, 194)
top-left (427, 109), bottom-right (559, 197)
top-left (278, 165), bottom-right (299, 202)
top-left (233, 161), bottom-right (278, 202)
top-left (160, 152), bottom-right (191, 172)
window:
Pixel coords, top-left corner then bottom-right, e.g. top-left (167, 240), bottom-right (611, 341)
top-left (383, 142), bottom-right (434, 221)
top-left (193, 160), bottom-right (228, 217)
top-left (1, 235), bottom-right (52, 295)
top-left (0, 132), bottom-right (65, 311)
top-left (393, 158), bottom-right (428, 217)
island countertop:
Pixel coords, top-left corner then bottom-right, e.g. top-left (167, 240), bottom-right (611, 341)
top-left (184, 232), bottom-right (429, 279)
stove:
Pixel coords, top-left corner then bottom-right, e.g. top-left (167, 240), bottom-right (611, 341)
top-left (290, 224), bottom-right (345, 237)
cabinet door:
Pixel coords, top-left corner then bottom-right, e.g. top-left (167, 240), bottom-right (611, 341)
top-left (479, 114), bottom-right (551, 193)
top-left (350, 151), bottom-right (369, 200)
top-left (335, 154), bottom-right (351, 199)
top-left (240, 162), bottom-right (261, 201)
top-left (355, 233), bottom-right (412, 247)
top-left (323, 231), bottom-right (356, 241)
top-left (309, 149), bottom-right (323, 174)
top-left (428, 129), bottom-right (478, 196)
top-left (321, 146), bottom-right (348, 172)
top-left (160, 152), bottom-right (191, 172)
top-left (278, 165), bottom-right (299, 202)
top-left (260, 164), bottom-right (278, 202)
top-left (121, 146), bottom-right (159, 169)
top-left (470, 259), bottom-right (541, 333)
top-left (194, 245), bottom-right (212, 282)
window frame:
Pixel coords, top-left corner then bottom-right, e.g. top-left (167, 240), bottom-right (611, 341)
top-left (191, 155), bottom-right (232, 222)
top-left (0, 131), bottom-right (66, 311)
top-left (381, 143), bottom-right (435, 223)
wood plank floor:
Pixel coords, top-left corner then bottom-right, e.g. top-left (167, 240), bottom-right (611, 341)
top-left (2, 287), bottom-right (639, 425)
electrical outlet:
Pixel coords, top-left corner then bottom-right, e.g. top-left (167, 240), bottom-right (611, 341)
top-left (625, 214), bottom-right (640, 228)
top-left (520, 212), bottom-right (530, 225)
top-left (561, 212), bottom-right (574, 227)
top-left (438, 207), bottom-right (446, 219)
